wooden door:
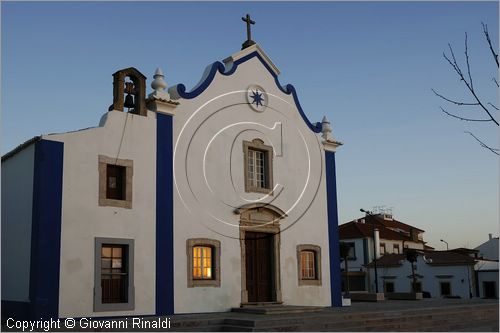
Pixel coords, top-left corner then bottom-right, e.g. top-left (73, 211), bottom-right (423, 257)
top-left (245, 232), bottom-right (273, 302)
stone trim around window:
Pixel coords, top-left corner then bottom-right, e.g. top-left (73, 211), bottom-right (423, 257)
top-left (186, 238), bottom-right (221, 288)
top-left (243, 139), bottom-right (274, 194)
top-left (98, 155), bottom-right (133, 209)
top-left (297, 244), bottom-right (322, 286)
top-left (94, 237), bottom-right (135, 312)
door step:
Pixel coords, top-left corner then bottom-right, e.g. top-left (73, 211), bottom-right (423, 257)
top-left (232, 305), bottom-right (325, 315)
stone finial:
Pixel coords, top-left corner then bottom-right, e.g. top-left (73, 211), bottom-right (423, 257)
top-left (148, 67), bottom-right (170, 101)
top-left (321, 115), bottom-right (332, 141)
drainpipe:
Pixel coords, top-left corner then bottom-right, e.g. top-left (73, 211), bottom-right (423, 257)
top-left (374, 229), bottom-right (380, 259)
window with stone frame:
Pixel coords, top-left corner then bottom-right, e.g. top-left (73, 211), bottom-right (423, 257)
top-left (297, 244), bottom-right (322, 286)
top-left (94, 238), bottom-right (134, 312)
top-left (243, 139), bottom-right (273, 193)
top-left (192, 246), bottom-right (213, 280)
top-left (98, 155), bottom-right (133, 209)
top-left (187, 239), bottom-right (221, 287)
top-left (393, 244), bottom-right (400, 254)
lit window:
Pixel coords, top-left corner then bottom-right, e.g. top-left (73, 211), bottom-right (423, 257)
top-left (187, 239), bottom-right (221, 287)
top-left (193, 246), bottom-right (213, 280)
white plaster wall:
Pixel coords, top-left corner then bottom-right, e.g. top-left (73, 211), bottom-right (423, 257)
top-left (1, 144), bottom-right (35, 302)
top-left (46, 110), bottom-right (157, 318)
top-left (340, 238), bottom-right (366, 271)
top-left (379, 239), bottom-right (403, 255)
top-left (369, 257), bottom-right (474, 298)
top-left (171, 52), bottom-right (332, 313)
top-left (477, 271), bottom-right (499, 298)
top-left (475, 238), bottom-right (499, 260)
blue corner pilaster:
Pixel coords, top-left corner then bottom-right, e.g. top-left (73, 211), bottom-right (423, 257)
top-left (30, 139), bottom-right (64, 319)
top-left (156, 113), bottom-right (174, 315)
top-left (325, 150), bottom-right (342, 307)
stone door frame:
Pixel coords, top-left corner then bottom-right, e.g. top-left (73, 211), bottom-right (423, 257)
top-left (236, 203), bottom-right (286, 305)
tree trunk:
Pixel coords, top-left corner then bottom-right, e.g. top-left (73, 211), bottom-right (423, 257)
top-left (345, 257), bottom-right (350, 295)
top-left (411, 262), bottom-right (417, 293)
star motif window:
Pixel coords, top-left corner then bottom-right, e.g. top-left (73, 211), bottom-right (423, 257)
top-left (246, 85), bottom-right (268, 111)
top-left (250, 90), bottom-right (264, 107)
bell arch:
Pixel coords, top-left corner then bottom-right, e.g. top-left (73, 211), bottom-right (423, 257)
top-left (108, 67), bottom-right (147, 116)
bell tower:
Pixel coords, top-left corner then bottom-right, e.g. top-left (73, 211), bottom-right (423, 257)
top-left (108, 67), bottom-right (147, 116)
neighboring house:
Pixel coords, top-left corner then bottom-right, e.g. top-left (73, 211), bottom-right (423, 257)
top-left (475, 260), bottom-right (499, 299)
top-left (475, 234), bottom-right (499, 261)
top-left (366, 251), bottom-right (476, 299)
top-left (474, 234), bottom-right (499, 299)
top-left (339, 213), bottom-right (428, 292)
top-left (2, 40), bottom-right (344, 320)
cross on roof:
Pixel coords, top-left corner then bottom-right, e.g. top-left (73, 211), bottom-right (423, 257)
top-left (241, 14), bottom-right (256, 50)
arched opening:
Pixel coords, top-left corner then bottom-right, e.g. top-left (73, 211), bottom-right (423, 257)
top-left (108, 67), bottom-right (147, 116)
top-left (237, 204), bottom-right (286, 305)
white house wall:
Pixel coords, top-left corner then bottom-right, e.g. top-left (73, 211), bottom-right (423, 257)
top-left (171, 55), bottom-right (332, 313)
top-left (340, 238), bottom-right (367, 271)
top-left (1, 143), bottom-right (35, 302)
top-left (369, 257), bottom-right (474, 298)
top-left (45, 110), bottom-right (157, 318)
top-left (477, 271), bottom-right (499, 298)
top-left (476, 239), bottom-right (499, 261)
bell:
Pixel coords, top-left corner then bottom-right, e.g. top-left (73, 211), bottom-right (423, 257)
top-left (124, 93), bottom-right (134, 109)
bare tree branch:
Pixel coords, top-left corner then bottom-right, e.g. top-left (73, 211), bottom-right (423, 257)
top-left (440, 107), bottom-right (492, 122)
top-left (465, 131), bottom-right (499, 155)
top-left (482, 22), bottom-right (499, 67)
top-left (465, 32), bottom-right (474, 90)
top-left (488, 103), bottom-right (499, 111)
top-left (432, 89), bottom-right (479, 106)
top-left (444, 46), bottom-right (463, 78)
top-left (435, 23), bottom-right (499, 155)
top-left (443, 43), bottom-right (499, 126)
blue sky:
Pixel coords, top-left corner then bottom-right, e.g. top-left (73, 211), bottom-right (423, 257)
top-left (2, 1), bottom-right (498, 249)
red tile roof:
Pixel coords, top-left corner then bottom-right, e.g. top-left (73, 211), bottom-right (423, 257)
top-left (378, 217), bottom-right (424, 233)
top-left (339, 214), bottom-right (425, 243)
top-left (339, 221), bottom-right (411, 241)
top-left (365, 253), bottom-right (406, 267)
top-left (425, 251), bottom-right (476, 266)
top-left (366, 251), bottom-right (476, 267)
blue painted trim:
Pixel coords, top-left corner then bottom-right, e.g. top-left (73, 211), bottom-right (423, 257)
top-left (29, 139), bottom-right (63, 319)
top-left (156, 113), bottom-right (174, 315)
top-left (2, 300), bottom-right (30, 321)
top-left (325, 151), bottom-right (342, 307)
top-left (175, 51), bottom-right (322, 133)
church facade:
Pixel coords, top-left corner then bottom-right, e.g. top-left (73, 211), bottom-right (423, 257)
top-left (2, 40), bottom-right (343, 319)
